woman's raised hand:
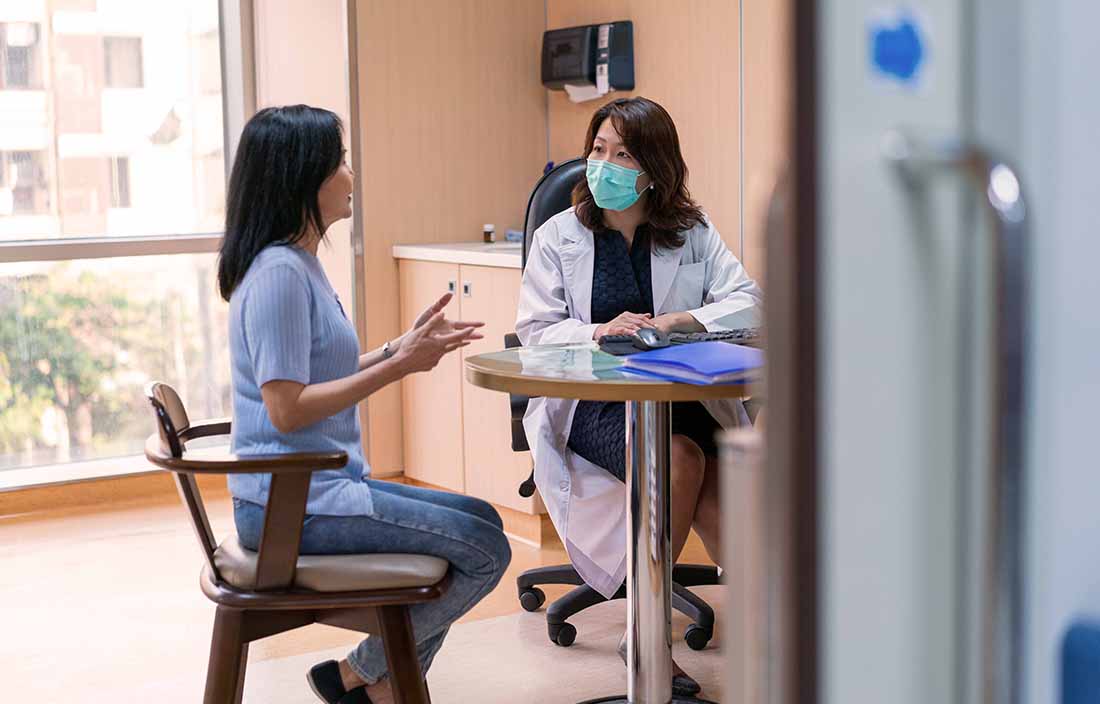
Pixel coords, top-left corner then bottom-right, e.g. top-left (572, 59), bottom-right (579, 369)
top-left (593, 311), bottom-right (656, 340)
top-left (395, 311), bottom-right (484, 374)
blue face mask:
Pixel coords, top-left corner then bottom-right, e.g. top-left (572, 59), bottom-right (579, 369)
top-left (586, 158), bottom-right (648, 211)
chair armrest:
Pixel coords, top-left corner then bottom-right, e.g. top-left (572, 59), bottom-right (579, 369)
top-left (180, 418), bottom-right (231, 441)
top-left (144, 433), bottom-right (348, 475)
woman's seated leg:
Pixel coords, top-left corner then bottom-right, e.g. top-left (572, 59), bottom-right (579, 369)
top-left (692, 455), bottom-right (723, 565)
top-left (366, 477), bottom-right (504, 530)
top-left (669, 434), bottom-right (707, 561)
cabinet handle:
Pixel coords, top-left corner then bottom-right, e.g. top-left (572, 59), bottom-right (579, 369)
top-left (462, 281), bottom-right (472, 297)
top-left (447, 280), bottom-right (456, 294)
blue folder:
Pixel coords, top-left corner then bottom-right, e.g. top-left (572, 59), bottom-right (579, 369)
top-left (620, 341), bottom-right (764, 385)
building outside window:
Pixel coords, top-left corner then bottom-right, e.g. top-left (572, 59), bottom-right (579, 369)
top-left (0, 22), bottom-right (41, 89)
top-left (108, 156), bottom-right (130, 208)
top-left (0, 151), bottom-right (50, 215)
top-left (103, 36), bottom-right (143, 89)
top-left (0, 1), bottom-right (231, 482)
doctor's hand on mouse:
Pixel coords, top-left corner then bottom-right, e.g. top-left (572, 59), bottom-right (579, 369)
top-left (593, 310), bottom-right (705, 339)
top-left (393, 292), bottom-right (484, 373)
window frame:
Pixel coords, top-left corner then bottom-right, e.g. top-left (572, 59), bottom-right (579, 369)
top-left (0, 0), bottom-right (257, 487)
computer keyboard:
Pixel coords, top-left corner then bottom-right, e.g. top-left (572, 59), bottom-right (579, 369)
top-left (668, 327), bottom-right (763, 346)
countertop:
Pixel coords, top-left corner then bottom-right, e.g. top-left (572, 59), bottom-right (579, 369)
top-left (392, 241), bottom-right (523, 269)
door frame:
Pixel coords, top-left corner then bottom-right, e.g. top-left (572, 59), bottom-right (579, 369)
top-left (764, 0), bottom-right (819, 702)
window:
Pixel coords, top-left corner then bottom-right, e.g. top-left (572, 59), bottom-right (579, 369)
top-left (0, 5), bottom-right (225, 241)
top-left (108, 157), bottom-right (131, 209)
top-left (103, 37), bottom-right (143, 89)
top-left (0, 22), bottom-right (41, 89)
top-left (0, 254), bottom-right (231, 471)
top-left (0, 1), bottom-right (231, 482)
top-left (0, 151), bottom-right (49, 216)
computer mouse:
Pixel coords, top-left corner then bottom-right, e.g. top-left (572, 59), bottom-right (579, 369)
top-left (631, 327), bottom-right (670, 350)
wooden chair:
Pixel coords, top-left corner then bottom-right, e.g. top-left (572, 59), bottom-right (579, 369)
top-left (144, 382), bottom-right (449, 704)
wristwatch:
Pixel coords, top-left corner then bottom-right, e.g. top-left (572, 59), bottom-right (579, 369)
top-left (382, 340), bottom-right (396, 360)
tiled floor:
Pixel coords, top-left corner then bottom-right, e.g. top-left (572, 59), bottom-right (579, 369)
top-left (0, 487), bottom-right (722, 703)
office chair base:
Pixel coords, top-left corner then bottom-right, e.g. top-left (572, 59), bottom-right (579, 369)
top-left (683, 623), bottom-right (713, 651)
top-left (578, 696), bottom-right (717, 704)
top-left (548, 621), bottom-right (577, 646)
top-left (519, 586), bottom-right (546, 612)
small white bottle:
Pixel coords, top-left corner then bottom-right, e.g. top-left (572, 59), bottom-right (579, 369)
top-left (482, 223), bottom-right (496, 243)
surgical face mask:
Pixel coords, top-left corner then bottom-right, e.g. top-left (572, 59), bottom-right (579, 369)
top-left (586, 158), bottom-right (648, 211)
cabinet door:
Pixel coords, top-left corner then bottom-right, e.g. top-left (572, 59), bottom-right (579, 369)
top-left (458, 265), bottom-right (541, 514)
top-left (398, 260), bottom-right (464, 491)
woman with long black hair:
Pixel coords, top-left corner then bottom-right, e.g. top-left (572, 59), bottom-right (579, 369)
top-left (218, 105), bottom-right (511, 704)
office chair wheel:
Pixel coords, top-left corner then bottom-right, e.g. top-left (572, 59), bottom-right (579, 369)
top-left (519, 587), bottom-right (546, 612)
top-left (684, 624), bottom-right (712, 651)
top-left (548, 621), bottom-right (577, 647)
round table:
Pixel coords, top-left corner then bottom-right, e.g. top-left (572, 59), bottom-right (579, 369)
top-left (465, 342), bottom-right (759, 704)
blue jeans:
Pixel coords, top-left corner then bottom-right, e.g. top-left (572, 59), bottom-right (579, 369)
top-left (233, 478), bottom-right (512, 685)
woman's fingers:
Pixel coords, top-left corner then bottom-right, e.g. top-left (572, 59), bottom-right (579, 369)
top-left (429, 292), bottom-right (453, 313)
top-left (436, 326), bottom-right (480, 344)
top-left (422, 310), bottom-right (447, 331)
top-left (450, 320), bottom-right (485, 329)
top-left (617, 312), bottom-right (655, 328)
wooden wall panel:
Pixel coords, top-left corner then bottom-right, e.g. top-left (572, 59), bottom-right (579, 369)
top-left (742, 0), bottom-right (791, 282)
top-left (354, 0), bottom-right (547, 473)
top-left (545, 1), bottom-right (743, 258)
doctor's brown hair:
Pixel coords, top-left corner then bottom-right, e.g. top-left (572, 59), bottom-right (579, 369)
top-left (572, 96), bottom-right (706, 249)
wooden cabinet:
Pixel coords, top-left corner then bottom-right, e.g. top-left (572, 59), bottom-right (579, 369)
top-left (397, 259), bottom-right (540, 516)
top-left (398, 261), bottom-right (464, 492)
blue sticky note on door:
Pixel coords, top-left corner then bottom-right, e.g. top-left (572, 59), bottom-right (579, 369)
top-left (868, 10), bottom-right (927, 86)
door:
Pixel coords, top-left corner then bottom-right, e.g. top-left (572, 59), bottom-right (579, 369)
top-left (804, 1), bottom-right (1025, 703)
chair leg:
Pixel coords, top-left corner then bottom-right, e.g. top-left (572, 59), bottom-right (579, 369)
top-left (378, 605), bottom-right (430, 704)
top-left (672, 563), bottom-right (721, 587)
top-left (516, 564), bottom-right (585, 590)
top-left (204, 606), bottom-right (249, 704)
top-left (671, 582), bottom-right (715, 631)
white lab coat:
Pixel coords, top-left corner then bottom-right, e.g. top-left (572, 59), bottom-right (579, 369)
top-left (515, 208), bottom-right (764, 597)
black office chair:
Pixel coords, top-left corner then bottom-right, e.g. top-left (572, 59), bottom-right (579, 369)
top-left (507, 158), bottom-right (719, 650)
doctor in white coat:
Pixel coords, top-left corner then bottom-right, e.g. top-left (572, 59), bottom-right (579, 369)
top-left (516, 96), bottom-right (763, 693)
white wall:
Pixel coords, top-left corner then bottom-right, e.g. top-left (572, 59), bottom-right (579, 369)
top-left (1017, 2), bottom-right (1100, 702)
top-left (251, 0), bottom-right (353, 309)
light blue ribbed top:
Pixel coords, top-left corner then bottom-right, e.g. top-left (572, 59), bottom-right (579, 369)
top-left (227, 244), bottom-right (372, 516)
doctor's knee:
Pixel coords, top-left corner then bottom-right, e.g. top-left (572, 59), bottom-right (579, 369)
top-left (670, 435), bottom-right (706, 487)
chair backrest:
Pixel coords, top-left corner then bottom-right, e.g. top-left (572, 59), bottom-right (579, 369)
top-left (521, 158), bottom-right (586, 271)
top-left (145, 381), bottom-right (220, 578)
top-left (508, 159), bottom-right (586, 468)
top-left (148, 381), bottom-right (190, 458)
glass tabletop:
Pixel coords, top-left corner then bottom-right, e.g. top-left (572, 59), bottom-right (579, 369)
top-left (464, 342), bottom-right (759, 402)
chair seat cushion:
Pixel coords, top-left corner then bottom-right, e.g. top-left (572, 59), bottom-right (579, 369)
top-left (213, 536), bottom-right (449, 592)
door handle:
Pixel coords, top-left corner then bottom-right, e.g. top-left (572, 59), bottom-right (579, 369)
top-left (883, 131), bottom-right (1028, 704)
top-left (462, 282), bottom-right (472, 298)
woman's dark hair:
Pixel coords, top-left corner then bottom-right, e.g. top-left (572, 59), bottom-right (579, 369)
top-left (217, 105), bottom-right (344, 301)
top-left (572, 97), bottom-right (705, 249)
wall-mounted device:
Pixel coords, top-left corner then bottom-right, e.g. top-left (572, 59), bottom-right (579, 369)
top-left (541, 21), bottom-right (634, 103)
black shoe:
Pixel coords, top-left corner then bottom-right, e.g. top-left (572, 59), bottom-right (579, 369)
top-left (673, 672), bottom-right (702, 697)
top-left (307, 660), bottom-right (373, 704)
top-left (616, 634), bottom-right (702, 697)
